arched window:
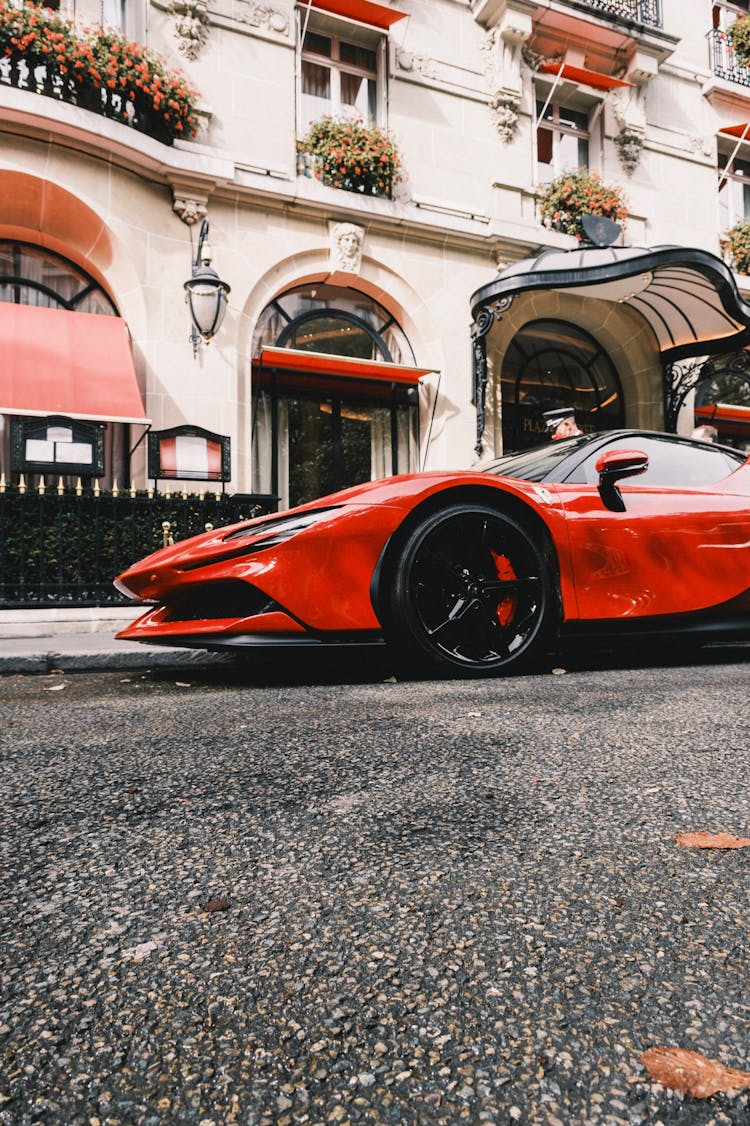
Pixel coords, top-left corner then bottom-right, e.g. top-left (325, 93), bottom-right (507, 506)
top-left (0, 241), bottom-right (117, 316)
top-left (252, 284), bottom-right (420, 509)
top-left (0, 241), bottom-right (129, 486)
top-left (253, 283), bottom-right (413, 363)
top-left (501, 318), bottom-right (624, 452)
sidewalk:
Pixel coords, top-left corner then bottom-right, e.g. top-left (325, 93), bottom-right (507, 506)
top-left (0, 629), bottom-right (227, 675)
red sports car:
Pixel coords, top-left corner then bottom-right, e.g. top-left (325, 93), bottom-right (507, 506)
top-left (115, 431), bottom-right (750, 676)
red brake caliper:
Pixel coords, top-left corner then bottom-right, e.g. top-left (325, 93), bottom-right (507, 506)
top-left (490, 550), bottom-right (517, 627)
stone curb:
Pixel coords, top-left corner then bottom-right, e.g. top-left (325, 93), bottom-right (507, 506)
top-left (0, 648), bottom-right (233, 675)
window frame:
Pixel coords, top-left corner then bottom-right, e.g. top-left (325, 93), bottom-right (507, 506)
top-left (535, 95), bottom-right (593, 182)
top-left (718, 147), bottom-right (750, 229)
top-left (296, 7), bottom-right (387, 136)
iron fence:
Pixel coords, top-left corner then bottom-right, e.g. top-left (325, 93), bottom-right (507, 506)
top-left (707, 27), bottom-right (750, 89)
top-left (0, 482), bottom-right (277, 608)
top-left (578, 0), bottom-right (661, 27)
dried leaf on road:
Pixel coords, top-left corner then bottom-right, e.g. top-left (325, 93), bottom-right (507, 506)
top-left (676, 831), bottom-right (750, 850)
top-left (44, 684), bottom-right (66, 692)
top-left (201, 898), bottom-right (230, 914)
top-left (640, 1047), bottom-right (750, 1097)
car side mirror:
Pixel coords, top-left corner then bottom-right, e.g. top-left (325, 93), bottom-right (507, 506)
top-left (595, 449), bottom-right (649, 512)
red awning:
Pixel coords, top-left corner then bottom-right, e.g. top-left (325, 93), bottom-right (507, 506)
top-left (695, 402), bottom-right (750, 425)
top-left (539, 61), bottom-right (633, 91)
top-left (254, 346), bottom-right (436, 386)
top-left (0, 303), bottom-right (149, 424)
top-left (719, 122), bottom-right (750, 139)
top-left (302, 0), bottom-right (407, 30)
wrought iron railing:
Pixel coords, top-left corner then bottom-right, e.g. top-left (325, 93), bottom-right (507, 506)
top-left (708, 27), bottom-right (750, 88)
top-left (0, 52), bottom-right (176, 144)
top-left (0, 482), bottom-right (277, 608)
top-left (577, 0), bottom-right (662, 27)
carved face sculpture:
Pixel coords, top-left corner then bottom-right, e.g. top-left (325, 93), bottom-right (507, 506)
top-left (337, 225), bottom-right (361, 259)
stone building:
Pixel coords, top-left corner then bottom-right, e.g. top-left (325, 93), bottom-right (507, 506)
top-left (3, 0), bottom-right (750, 510)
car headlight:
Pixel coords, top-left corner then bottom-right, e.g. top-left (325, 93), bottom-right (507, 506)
top-left (113, 577), bottom-right (138, 600)
top-left (223, 506), bottom-right (340, 548)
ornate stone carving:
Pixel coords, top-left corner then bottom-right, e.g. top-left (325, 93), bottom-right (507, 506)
top-left (395, 49), bottom-right (437, 80)
top-left (169, 1), bottom-right (210, 60)
top-left (234, 1), bottom-right (289, 35)
top-left (482, 22), bottom-right (532, 142)
top-left (329, 222), bottom-right (364, 275)
top-left (687, 134), bottom-right (713, 158)
top-left (489, 91), bottom-right (520, 143)
top-left (614, 128), bottom-right (644, 175)
top-left (172, 194), bottom-right (208, 225)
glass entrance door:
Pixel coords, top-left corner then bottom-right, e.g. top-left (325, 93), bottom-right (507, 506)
top-left (254, 385), bottom-right (416, 509)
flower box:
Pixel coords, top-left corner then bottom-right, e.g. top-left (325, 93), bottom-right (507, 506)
top-left (297, 117), bottom-right (403, 200)
top-left (538, 168), bottom-right (628, 240)
top-left (0, 1), bottom-right (198, 145)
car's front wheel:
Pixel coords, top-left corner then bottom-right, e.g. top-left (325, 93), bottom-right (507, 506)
top-left (384, 502), bottom-right (555, 676)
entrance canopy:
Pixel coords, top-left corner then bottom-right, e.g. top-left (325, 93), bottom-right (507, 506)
top-left (471, 245), bottom-right (750, 362)
top-left (0, 302), bottom-right (149, 424)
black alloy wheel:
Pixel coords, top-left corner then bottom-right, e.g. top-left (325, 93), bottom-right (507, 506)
top-left (386, 503), bottom-right (554, 676)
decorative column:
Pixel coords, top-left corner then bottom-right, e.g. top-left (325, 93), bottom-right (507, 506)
top-left (471, 297), bottom-right (513, 455)
top-left (474, 0), bottom-right (535, 143)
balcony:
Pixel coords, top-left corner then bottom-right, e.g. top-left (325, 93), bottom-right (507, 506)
top-left (0, 7), bottom-right (198, 146)
top-left (575, 0), bottom-right (662, 28)
top-left (708, 26), bottom-right (750, 89)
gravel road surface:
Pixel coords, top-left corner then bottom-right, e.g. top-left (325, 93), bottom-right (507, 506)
top-left (1, 654), bottom-right (749, 1125)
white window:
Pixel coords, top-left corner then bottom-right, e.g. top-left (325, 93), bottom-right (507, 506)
top-left (298, 13), bottom-right (385, 132)
top-left (536, 98), bottom-right (591, 182)
top-left (713, 1), bottom-right (750, 32)
top-left (718, 150), bottom-right (750, 227)
top-left (100, 0), bottom-right (146, 40)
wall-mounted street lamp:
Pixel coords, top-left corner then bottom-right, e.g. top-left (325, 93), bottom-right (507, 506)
top-left (183, 218), bottom-right (231, 357)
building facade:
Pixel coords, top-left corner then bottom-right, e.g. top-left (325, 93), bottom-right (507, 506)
top-left (2, 0), bottom-right (750, 511)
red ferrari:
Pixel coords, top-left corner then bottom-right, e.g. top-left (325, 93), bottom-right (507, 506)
top-left (115, 431), bottom-right (750, 676)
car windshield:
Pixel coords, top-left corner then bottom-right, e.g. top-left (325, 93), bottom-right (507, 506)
top-left (481, 434), bottom-right (592, 482)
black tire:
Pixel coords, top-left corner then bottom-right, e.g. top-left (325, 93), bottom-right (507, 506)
top-left (384, 502), bottom-right (555, 676)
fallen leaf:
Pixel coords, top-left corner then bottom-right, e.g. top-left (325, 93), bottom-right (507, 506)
top-left (201, 898), bottom-right (230, 914)
top-left (551, 668), bottom-right (567, 675)
top-left (676, 831), bottom-right (750, 850)
top-left (45, 684), bottom-right (66, 692)
top-left (175, 681), bottom-right (191, 688)
top-left (640, 1047), bottom-right (750, 1097)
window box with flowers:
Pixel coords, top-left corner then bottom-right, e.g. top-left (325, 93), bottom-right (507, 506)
top-left (297, 117), bottom-right (403, 200)
top-left (538, 169), bottom-right (628, 240)
top-left (721, 220), bottom-right (750, 276)
top-left (0, 1), bottom-right (198, 145)
top-left (727, 16), bottom-right (750, 68)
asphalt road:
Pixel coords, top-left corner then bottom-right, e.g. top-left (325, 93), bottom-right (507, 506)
top-left (1, 649), bottom-right (749, 1126)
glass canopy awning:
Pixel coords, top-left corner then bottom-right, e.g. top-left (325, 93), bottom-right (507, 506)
top-left (469, 242), bottom-right (750, 454)
top-left (471, 244), bottom-right (750, 362)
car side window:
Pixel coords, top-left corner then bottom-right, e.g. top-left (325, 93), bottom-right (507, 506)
top-left (565, 437), bottom-right (743, 487)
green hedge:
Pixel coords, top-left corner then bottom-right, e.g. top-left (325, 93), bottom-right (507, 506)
top-left (0, 488), bottom-right (275, 606)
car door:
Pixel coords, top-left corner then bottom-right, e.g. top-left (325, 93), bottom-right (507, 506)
top-left (554, 436), bottom-right (750, 620)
